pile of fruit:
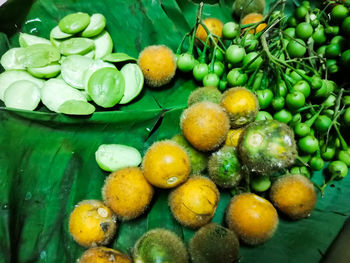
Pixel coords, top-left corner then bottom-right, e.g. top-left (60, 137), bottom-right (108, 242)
top-left (0, 12), bottom-right (143, 114)
top-left (175, 0), bottom-right (350, 195)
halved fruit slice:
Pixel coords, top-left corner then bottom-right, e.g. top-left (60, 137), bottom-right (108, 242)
top-left (3, 80), bottom-right (40, 111)
top-left (119, 63), bottom-right (144, 104)
top-left (95, 144), bottom-right (142, 172)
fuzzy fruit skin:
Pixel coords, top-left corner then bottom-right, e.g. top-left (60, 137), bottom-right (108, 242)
top-left (238, 120), bottom-right (297, 174)
top-left (78, 247), bottom-right (131, 263)
top-left (270, 174), bottom-right (317, 220)
top-left (226, 193), bottom-right (278, 245)
top-left (169, 176), bottom-right (220, 228)
top-left (220, 87), bottom-right (259, 128)
top-left (172, 134), bottom-right (208, 174)
top-left (138, 45), bottom-right (176, 88)
top-left (69, 200), bottom-right (117, 248)
top-left (181, 101), bottom-right (230, 152)
top-left (208, 146), bottom-right (242, 188)
top-left (187, 86), bottom-right (222, 106)
top-left (196, 18), bottom-right (224, 43)
top-left (142, 140), bottom-right (190, 188)
top-left (102, 167), bottom-right (154, 220)
top-left (189, 223), bottom-right (240, 263)
top-left (133, 228), bottom-right (188, 263)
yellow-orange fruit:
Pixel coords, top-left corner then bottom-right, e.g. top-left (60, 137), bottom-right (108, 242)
top-left (241, 13), bottom-right (267, 34)
top-left (138, 45), bottom-right (176, 88)
top-left (69, 200), bottom-right (117, 247)
top-left (196, 18), bottom-right (224, 42)
top-left (180, 101), bottom-right (230, 152)
top-left (142, 140), bottom-right (190, 188)
top-left (226, 193), bottom-right (278, 245)
top-left (169, 176), bottom-right (220, 228)
top-left (78, 247), bottom-right (131, 263)
top-left (225, 128), bottom-right (245, 147)
top-left (220, 87), bottom-right (259, 128)
top-left (102, 167), bottom-right (154, 220)
top-left (270, 174), bottom-right (317, 220)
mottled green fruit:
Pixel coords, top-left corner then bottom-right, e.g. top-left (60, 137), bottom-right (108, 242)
top-left (187, 87), bottom-right (222, 106)
top-left (133, 228), bottom-right (188, 263)
top-left (239, 120), bottom-right (297, 174)
top-left (208, 146), bottom-right (242, 188)
top-left (189, 223), bottom-right (239, 263)
top-left (233, 0), bottom-right (265, 18)
top-left (172, 134), bottom-right (208, 174)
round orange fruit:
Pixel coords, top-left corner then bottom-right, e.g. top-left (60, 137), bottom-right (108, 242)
top-left (220, 87), bottom-right (259, 128)
top-left (138, 45), bottom-right (176, 88)
top-left (241, 13), bottom-right (267, 34)
top-left (169, 176), bottom-right (220, 228)
top-left (142, 140), bottom-right (190, 188)
top-left (180, 101), bottom-right (230, 152)
top-left (270, 174), bottom-right (317, 220)
top-left (226, 193), bottom-right (278, 245)
top-left (69, 200), bottom-right (117, 247)
top-left (102, 167), bottom-right (154, 220)
top-left (196, 18), bottom-right (224, 43)
top-left (78, 247), bottom-right (131, 263)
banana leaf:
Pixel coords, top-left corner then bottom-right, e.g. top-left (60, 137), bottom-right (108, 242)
top-left (0, 0), bottom-right (350, 262)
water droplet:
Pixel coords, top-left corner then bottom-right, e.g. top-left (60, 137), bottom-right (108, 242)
top-left (25, 192), bottom-right (32, 201)
top-left (2, 204), bottom-right (8, 209)
top-left (146, 128), bottom-right (151, 132)
top-left (40, 251), bottom-right (46, 259)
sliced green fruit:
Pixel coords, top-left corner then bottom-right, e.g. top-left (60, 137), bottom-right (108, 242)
top-left (0, 48), bottom-right (26, 70)
top-left (102, 52), bottom-right (136, 63)
top-left (83, 59), bottom-right (115, 90)
top-left (27, 62), bottom-right (61, 78)
top-left (83, 50), bottom-right (95, 59)
top-left (50, 37), bottom-right (63, 49)
top-left (58, 100), bottom-right (95, 115)
top-left (21, 44), bottom-right (61, 68)
top-left (119, 63), bottom-right (144, 104)
top-left (41, 78), bottom-right (86, 112)
top-left (59, 37), bottom-right (95, 56)
top-left (0, 70), bottom-right (45, 100)
top-left (19, 32), bottom-right (51, 47)
top-left (95, 144), bottom-right (142, 172)
top-left (93, 31), bottom-right (113, 59)
top-left (61, 55), bottom-right (93, 89)
top-left (50, 25), bottom-right (74, 40)
top-left (87, 67), bottom-right (125, 108)
top-left (3, 80), bottom-right (40, 111)
top-left (58, 12), bottom-right (90, 34)
top-left (81, 13), bottom-right (106, 37)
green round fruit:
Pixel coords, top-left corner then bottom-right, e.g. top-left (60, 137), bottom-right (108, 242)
top-left (189, 223), bottom-right (239, 263)
top-left (251, 174), bottom-right (271, 192)
top-left (238, 120), bottom-right (297, 173)
top-left (208, 146), bottom-right (242, 188)
top-left (133, 228), bottom-right (188, 263)
top-left (172, 134), bottom-right (208, 174)
top-left (187, 87), bottom-right (222, 106)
